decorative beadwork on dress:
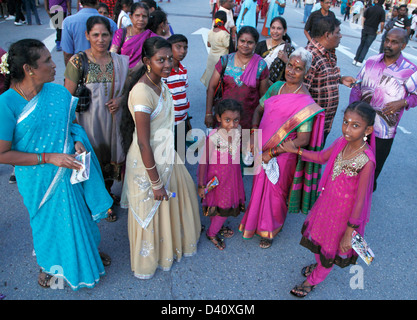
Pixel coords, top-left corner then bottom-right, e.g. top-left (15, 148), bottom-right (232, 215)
top-left (331, 151), bottom-right (369, 181)
top-left (209, 127), bottom-right (241, 158)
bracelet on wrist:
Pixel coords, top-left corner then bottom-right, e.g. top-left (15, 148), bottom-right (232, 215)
top-left (198, 185), bottom-right (206, 189)
top-left (347, 221), bottom-right (359, 229)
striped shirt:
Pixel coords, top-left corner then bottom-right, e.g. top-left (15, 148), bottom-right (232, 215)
top-left (163, 63), bottom-right (190, 125)
top-left (305, 39), bottom-right (341, 133)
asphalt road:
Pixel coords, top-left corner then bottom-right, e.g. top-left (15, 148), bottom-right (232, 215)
top-left (1, 0), bottom-right (417, 305)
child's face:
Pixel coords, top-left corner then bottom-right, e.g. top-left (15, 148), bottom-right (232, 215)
top-left (342, 110), bottom-right (373, 143)
top-left (216, 110), bottom-right (241, 132)
top-left (171, 41), bottom-right (188, 62)
top-left (98, 7), bottom-right (109, 17)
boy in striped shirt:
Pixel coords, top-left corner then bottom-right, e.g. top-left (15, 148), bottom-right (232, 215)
top-left (164, 34), bottom-right (191, 152)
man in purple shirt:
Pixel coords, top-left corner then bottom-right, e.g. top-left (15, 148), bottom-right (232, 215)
top-left (45, 0), bottom-right (72, 52)
top-left (350, 28), bottom-right (417, 191)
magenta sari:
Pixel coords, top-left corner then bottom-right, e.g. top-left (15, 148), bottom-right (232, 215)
top-left (299, 135), bottom-right (375, 268)
top-left (239, 92), bottom-right (324, 240)
top-left (110, 29), bottom-right (157, 69)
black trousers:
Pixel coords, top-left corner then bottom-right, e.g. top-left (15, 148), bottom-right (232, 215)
top-left (374, 137), bottom-right (394, 191)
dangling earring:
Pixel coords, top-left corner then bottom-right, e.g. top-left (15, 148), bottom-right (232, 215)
top-left (363, 135), bottom-right (367, 142)
top-left (147, 65), bottom-right (151, 73)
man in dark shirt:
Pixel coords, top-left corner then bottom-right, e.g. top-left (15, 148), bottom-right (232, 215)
top-left (304, 0), bottom-right (336, 43)
top-left (353, 0), bottom-right (386, 67)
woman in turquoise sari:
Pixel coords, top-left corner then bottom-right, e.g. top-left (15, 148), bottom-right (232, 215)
top-left (0, 39), bottom-right (113, 290)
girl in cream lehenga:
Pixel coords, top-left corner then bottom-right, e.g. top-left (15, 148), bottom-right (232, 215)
top-left (120, 37), bottom-right (201, 279)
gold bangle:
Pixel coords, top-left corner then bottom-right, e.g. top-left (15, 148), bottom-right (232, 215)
top-left (269, 148), bottom-right (274, 158)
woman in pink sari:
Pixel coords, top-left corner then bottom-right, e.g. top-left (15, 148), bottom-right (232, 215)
top-left (110, 2), bottom-right (157, 70)
top-left (282, 101), bottom-right (376, 298)
top-left (239, 48), bottom-right (325, 248)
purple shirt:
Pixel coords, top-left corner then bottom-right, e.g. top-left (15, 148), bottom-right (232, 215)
top-left (48, 0), bottom-right (68, 12)
top-left (349, 53), bottom-right (417, 139)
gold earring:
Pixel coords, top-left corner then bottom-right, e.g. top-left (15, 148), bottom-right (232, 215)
top-left (147, 65), bottom-right (151, 73)
top-left (29, 72), bottom-right (34, 76)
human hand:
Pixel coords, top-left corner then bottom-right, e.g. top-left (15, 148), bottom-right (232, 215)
top-left (74, 141), bottom-right (86, 154)
top-left (382, 99), bottom-right (405, 116)
top-left (106, 97), bottom-right (121, 115)
top-left (262, 150), bottom-right (272, 164)
top-left (278, 50), bottom-right (289, 64)
top-left (341, 76), bottom-right (357, 88)
top-left (46, 153), bottom-right (83, 170)
top-left (204, 114), bottom-right (215, 128)
top-left (198, 187), bottom-right (205, 199)
top-left (339, 227), bottom-right (353, 253)
top-left (279, 140), bottom-right (297, 153)
top-left (153, 187), bottom-right (169, 201)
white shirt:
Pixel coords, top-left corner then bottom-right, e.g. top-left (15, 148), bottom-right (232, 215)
top-left (218, 6), bottom-right (235, 32)
top-left (117, 10), bottom-right (132, 29)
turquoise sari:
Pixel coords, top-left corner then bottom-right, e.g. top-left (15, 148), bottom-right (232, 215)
top-left (7, 83), bottom-right (113, 290)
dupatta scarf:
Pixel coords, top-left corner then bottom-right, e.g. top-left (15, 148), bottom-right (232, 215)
top-left (257, 89), bottom-right (325, 214)
top-left (111, 29), bottom-right (157, 69)
top-left (121, 82), bottom-right (175, 229)
top-left (13, 83), bottom-right (112, 221)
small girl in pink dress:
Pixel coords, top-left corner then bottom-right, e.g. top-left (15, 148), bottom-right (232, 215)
top-left (197, 99), bottom-right (246, 250)
top-left (281, 101), bottom-right (376, 298)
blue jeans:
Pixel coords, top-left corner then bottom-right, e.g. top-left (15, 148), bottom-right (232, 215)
top-left (24, 0), bottom-right (41, 25)
top-left (303, 4), bottom-right (313, 23)
top-left (354, 30), bottom-right (377, 63)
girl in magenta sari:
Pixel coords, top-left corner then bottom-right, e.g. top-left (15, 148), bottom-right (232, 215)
top-left (282, 102), bottom-right (376, 298)
top-left (205, 26), bottom-right (269, 130)
top-left (239, 48), bottom-right (325, 249)
top-left (110, 2), bottom-right (157, 69)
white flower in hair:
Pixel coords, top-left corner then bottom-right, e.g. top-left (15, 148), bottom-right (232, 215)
top-left (0, 52), bottom-right (10, 75)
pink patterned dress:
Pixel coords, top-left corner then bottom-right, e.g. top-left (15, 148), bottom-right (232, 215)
top-left (299, 137), bottom-right (375, 268)
top-left (197, 127), bottom-right (246, 217)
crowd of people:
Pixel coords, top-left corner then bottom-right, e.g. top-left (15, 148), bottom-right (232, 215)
top-left (0, 0), bottom-right (416, 299)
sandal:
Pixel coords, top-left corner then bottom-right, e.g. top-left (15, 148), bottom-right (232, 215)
top-left (206, 234), bottom-right (225, 250)
top-left (301, 263), bottom-right (318, 277)
top-left (38, 270), bottom-right (53, 288)
top-left (290, 281), bottom-right (316, 298)
top-left (259, 238), bottom-right (272, 249)
top-left (105, 207), bottom-right (117, 222)
top-left (100, 252), bottom-right (112, 267)
top-left (219, 225), bottom-right (234, 239)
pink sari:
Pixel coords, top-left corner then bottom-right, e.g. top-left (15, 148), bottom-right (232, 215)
top-left (110, 29), bottom-right (157, 69)
top-left (299, 135), bottom-right (375, 268)
top-left (239, 93), bottom-right (324, 240)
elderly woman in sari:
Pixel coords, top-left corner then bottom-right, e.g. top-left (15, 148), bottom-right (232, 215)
top-left (205, 26), bottom-right (269, 130)
top-left (0, 39), bottom-right (113, 289)
top-left (65, 16), bottom-right (129, 222)
top-left (110, 2), bottom-right (157, 70)
top-left (239, 48), bottom-right (326, 249)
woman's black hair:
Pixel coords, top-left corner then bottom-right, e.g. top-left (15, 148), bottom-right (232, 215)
top-left (113, 0), bottom-right (133, 23)
top-left (215, 99), bottom-right (243, 117)
top-left (141, 0), bottom-right (159, 10)
top-left (120, 37), bottom-right (172, 154)
top-left (4, 39), bottom-right (45, 90)
top-left (270, 16), bottom-right (291, 43)
top-left (130, 1), bottom-right (149, 14)
top-left (147, 10), bottom-right (167, 34)
top-left (86, 15), bottom-right (112, 34)
top-left (345, 101), bottom-right (376, 127)
top-left (237, 26), bottom-right (259, 44)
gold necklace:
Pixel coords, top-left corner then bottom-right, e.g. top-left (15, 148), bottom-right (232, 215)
top-left (342, 141), bottom-right (366, 160)
top-left (15, 83), bottom-right (29, 100)
top-left (236, 53), bottom-right (252, 71)
top-left (145, 72), bottom-right (166, 100)
top-left (278, 82), bottom-right (303, 95)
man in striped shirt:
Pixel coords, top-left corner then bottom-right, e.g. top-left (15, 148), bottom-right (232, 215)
top-left (164, 34), bottom-right (191, 151)
top-left (304, 16), bottom-right (356, 142)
